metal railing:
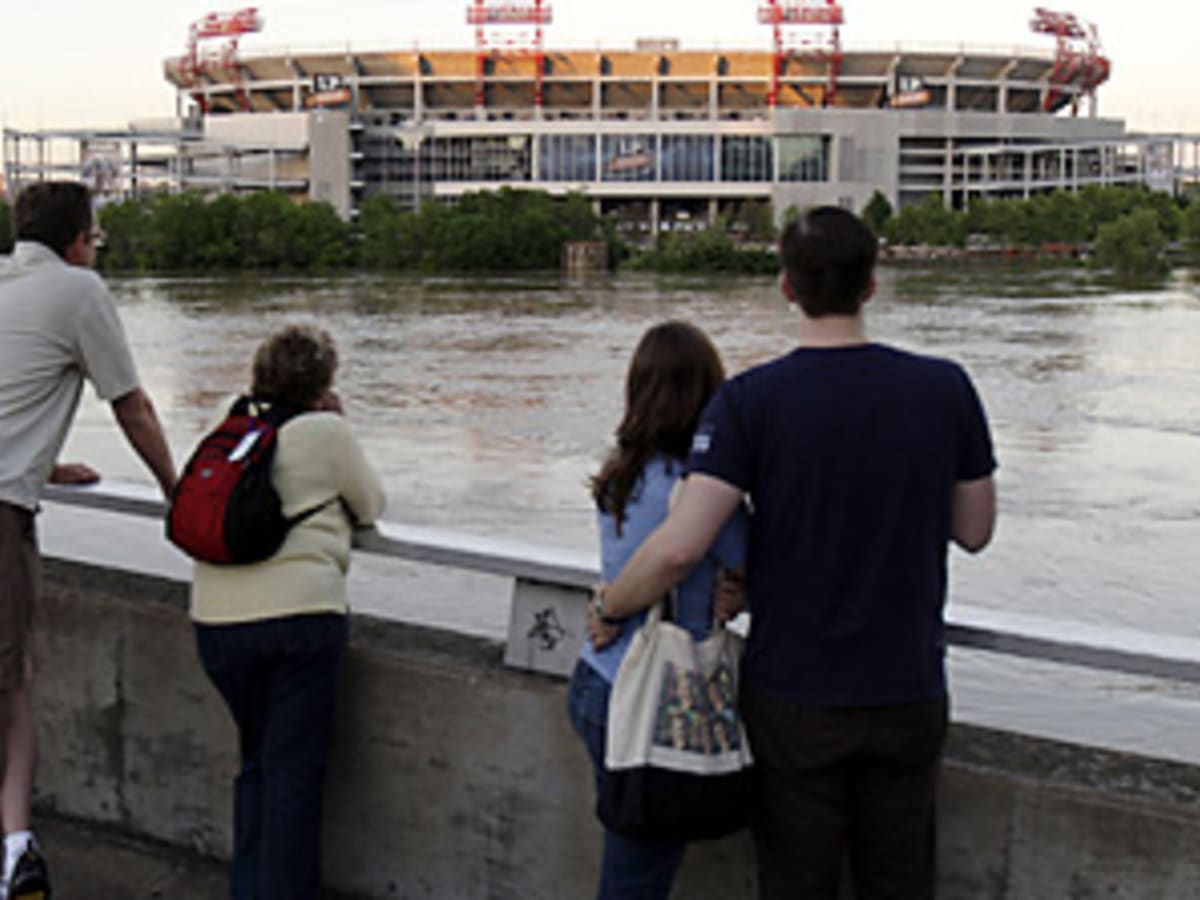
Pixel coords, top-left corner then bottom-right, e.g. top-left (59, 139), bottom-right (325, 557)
top-left (42, 481), bottom-right (1200, 687)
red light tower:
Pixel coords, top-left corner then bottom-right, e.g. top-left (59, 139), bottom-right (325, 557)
top-left (1029, 7), bottom-right (1109, 115)
top-left (757, 1), bottom-right (845, 108)
top-left (466, 1), bottom-right (554, 109)
top-left (177, 7), bottom-right (265, 113)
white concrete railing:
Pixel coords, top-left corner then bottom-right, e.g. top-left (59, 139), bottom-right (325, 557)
top-left (42, 481), bottom-right (1200, 687)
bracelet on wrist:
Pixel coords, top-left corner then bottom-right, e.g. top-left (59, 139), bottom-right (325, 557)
top-left (590, 595), bottom-right (624, 626)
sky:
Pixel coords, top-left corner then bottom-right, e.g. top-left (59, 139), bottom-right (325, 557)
top-left (1, 0), bottom-right (1196, 134)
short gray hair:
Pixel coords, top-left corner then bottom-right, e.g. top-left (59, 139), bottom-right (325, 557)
top-left (251, 324), bottom-right (338, 409)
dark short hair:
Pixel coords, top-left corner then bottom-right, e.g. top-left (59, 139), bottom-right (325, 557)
top-left (251, 324), bottom-right (338, 410)
top-left (14, 182), bottom-right (93, 259)
top-left (779, 206), bottom-right (878, 318)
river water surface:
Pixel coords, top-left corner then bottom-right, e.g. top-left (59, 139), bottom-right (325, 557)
top-left (50, 265), bottom-right (1200, 761)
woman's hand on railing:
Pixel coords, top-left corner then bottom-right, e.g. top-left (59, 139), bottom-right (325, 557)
top-left (315, 388), bottom-right (344, 415)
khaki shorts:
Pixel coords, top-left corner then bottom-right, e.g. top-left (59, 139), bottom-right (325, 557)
top-left (0, 502), bottom-right (38, 694)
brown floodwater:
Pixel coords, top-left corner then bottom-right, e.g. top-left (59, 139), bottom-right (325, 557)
top-left (54, 265), bottom-right (1200, 761)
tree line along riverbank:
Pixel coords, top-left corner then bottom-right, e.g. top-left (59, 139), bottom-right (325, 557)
top-left (1, 185), bottom-right (1198, 281)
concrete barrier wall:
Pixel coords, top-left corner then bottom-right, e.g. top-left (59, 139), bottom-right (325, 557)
top-left (33, 558), bottom-right (1200, 899)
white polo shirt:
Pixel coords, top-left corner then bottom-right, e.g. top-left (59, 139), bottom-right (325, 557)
top-left (0, 241), bottom-right (139, 511)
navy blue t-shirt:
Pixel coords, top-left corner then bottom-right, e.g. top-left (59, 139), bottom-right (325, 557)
top-left (688, 343), bottom-right (996, 707)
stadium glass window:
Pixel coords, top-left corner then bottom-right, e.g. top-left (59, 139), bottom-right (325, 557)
top-left (601, 135), bottom-right (657, 183)
top-left (427, 137), bottom-right (531, 182)
top-left (721, 136), bottom-right (773, 182)
top-left (537, 135), bottom-right (596, 182)
top-left (661, 135), bottom-right (715, 182)
top-left (778, 136), bottom-right (829, 182)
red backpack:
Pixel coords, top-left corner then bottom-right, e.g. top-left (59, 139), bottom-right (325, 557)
top-left (166, 396), bottom-right (317, 565)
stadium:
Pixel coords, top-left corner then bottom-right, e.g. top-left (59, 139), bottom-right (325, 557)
top-left (5, 3), bottom-right (1197, 230)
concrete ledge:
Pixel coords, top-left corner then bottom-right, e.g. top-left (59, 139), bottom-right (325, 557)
top-left (33, 557), bottom-right (1200, 898)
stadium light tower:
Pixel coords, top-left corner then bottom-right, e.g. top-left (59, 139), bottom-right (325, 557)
top-left (1029, 7), bottom-right (1110, 116)
top-left (757, 0), bottom-right (845, 108)
top-left (466, 1), bottom-right (554, 110)
top-left (177, 7), bottom-right (265, 113)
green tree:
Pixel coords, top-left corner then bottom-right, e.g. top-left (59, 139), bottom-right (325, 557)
top-left (235, 192), bottom-right (301, 270)
top-left (1092, 207), bottom-right (1168, 281)
top-left (291, 202), bottom-right (354, 269)
top-left (98, 198), bottom-right (155, 271)
top-left (861, 190), bottom-right (893, 235)
top-left (0, 200), bottom-right (13, 253)
top-left (147, 192), bottom-right (212, 270)
top-left (1038, 190), bottom-right (1088, 245)
top-left (626, 221), bottom-right (777, 274)
top-left (1077, 185), bottom-right (1139, 240)
top-left (724, 200), bottom-right (775, 242)
top-left (358, 194), bottom-right (415, 269)
top-left (1183, 199), bottom-right (1200, 259)
top-left (884, 194), bottom-right (966, 247)
top-left (200, 194), bottom-right (245, 269)
top-left (966, 197), bottom-right (1026, 244)
top-left (1135, 187), bottom-right (1183, 242)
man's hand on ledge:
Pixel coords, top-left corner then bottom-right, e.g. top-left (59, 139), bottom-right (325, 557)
top-left (49, 463), bottom-right (101, 486)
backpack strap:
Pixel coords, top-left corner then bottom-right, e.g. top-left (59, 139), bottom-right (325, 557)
top-left (239, 395), bottom-right (339, 525)
top-left (233, 395), bottom-right (306, 427)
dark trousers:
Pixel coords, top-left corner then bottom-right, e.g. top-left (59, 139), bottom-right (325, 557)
top-left (566, 660), bottom-right (687, 900)
top-left (195, 613), bottom-right (348, 900)
top-left (741, 688), bottom-right (948, 900)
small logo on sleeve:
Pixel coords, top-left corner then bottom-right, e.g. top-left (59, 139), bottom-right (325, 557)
top-left (691, 431), bottom-right (712, 454)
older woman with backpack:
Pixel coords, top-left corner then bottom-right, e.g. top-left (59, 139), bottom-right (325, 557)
top-left (184, 324), bottom-right (385, 900)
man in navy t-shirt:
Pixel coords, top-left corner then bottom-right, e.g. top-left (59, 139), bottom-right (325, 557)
top-left (601, 206), bottom-right (996, 899)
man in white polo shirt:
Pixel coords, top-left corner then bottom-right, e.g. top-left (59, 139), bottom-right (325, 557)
top-left (0, 182), bottom-right (176, 899)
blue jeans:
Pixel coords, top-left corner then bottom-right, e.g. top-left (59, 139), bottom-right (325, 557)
top-left (567, 660), bottom-right (687, 900)
top-left (195, 613), bottom-right (349, 900)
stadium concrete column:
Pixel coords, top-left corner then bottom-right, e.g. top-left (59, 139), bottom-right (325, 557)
top-left (592, 68), bottom-right (602, 119)
top-left (943, 138), bottom-right (954, 207)
top-left (288, 57), bottom-right (303, 112)
top-left (347, 53), bottom-right (363, 112)
top-left (999, 59), bottom-right (1018, 114)
top-left (416, 56), bottom-right (425, 122)
top-left (948, 56), bottom-right (963, 113)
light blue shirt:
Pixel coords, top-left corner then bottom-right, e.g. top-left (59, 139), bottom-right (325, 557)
top-left (580, 454), bottom-right (749, 683)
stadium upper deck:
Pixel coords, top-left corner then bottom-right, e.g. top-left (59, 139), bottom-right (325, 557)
top-left (162, 45), bottom-right (1091, 119)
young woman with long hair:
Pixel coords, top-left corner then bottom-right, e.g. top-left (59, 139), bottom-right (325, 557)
top-left (566, 320), bottom-right (748, 899)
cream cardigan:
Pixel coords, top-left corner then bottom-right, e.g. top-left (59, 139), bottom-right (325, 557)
top-left (189, 410), bottom-right (386, 624)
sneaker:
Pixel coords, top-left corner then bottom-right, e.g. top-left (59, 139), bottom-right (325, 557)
top-left (6, 845), bottom-right (49, 900)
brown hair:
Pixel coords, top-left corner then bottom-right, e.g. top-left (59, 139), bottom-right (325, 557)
top-left (780, 206), bottom-right (878, 318)
top-left (14, 182), bottom-right (93, 259)
top-left (590, 321), bottom-right (725, 533)
top-left (251, 324), bottom-right (338, 410)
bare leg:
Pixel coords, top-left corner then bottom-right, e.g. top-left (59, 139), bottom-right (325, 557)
top-left (2, 675), bottom-right (35, 834)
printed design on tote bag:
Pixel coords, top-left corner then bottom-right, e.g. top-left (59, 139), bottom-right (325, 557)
top-left (651, 662), bottom-right (741, 755)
